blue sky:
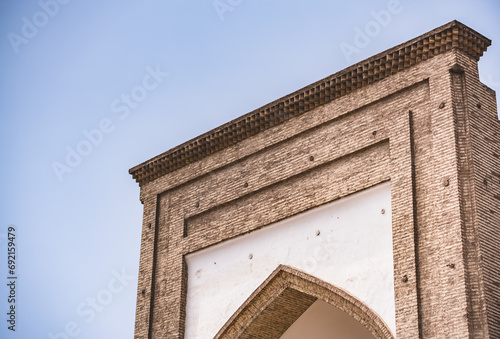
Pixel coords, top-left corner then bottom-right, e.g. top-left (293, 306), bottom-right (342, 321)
top-left (0, 1), bottom-right (499, 338)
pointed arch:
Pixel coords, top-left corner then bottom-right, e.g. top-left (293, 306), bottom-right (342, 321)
top-left (215, 265), bottom-right (394, 339)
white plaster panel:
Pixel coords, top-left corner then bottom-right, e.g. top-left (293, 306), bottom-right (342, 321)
top-left (185, 182), bottom-right (394, 338)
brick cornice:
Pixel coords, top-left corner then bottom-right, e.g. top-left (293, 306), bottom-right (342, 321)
top-left (130, 20), bottom-right (490, 186)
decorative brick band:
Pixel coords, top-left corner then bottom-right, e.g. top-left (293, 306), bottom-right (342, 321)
top-left (129, 20), bottom-right (490, 186)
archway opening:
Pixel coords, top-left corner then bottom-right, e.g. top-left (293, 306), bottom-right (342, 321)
top-left (215, 265), bottom-right (394, 339)
top-left (281, 300), bottom-right (376, 339)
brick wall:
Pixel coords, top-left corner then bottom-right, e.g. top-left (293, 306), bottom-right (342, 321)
top-left (131, 22), bottom-right (498, 338)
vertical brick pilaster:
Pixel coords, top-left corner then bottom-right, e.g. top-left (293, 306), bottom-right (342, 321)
top-left (458, 50), bottom-right (500, 338)
top-left (450, 64), bottom-right (489, 338)
top-left (390, 111), bottom-right (420, 338)
top-left (134, 194), bottom-right (158, 339)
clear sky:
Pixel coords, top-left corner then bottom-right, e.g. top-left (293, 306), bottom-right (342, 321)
top-left (0, 1), bottom-right (499, 338)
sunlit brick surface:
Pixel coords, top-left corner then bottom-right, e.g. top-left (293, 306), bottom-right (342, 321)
top-left (131, 21), bottom-right (499, 338)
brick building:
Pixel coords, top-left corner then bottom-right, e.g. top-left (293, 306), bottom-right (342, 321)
top-left (130, 21), bottom-right (500, 338)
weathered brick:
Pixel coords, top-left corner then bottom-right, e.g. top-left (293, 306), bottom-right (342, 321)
top-left (131, 21), bottom-right (499, 338)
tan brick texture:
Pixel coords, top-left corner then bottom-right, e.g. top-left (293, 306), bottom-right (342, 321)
top-left (130, 21), bottom-right (499, 338)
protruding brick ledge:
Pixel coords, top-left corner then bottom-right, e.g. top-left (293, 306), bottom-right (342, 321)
top-left (130, 20), bottom-right (490, 186)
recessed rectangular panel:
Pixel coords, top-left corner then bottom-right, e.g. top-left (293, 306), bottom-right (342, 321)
top-left (185, 182), bottom-right (395, 338)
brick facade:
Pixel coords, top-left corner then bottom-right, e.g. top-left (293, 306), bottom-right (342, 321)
top-left (130, 21), bottom-right (499, 338)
